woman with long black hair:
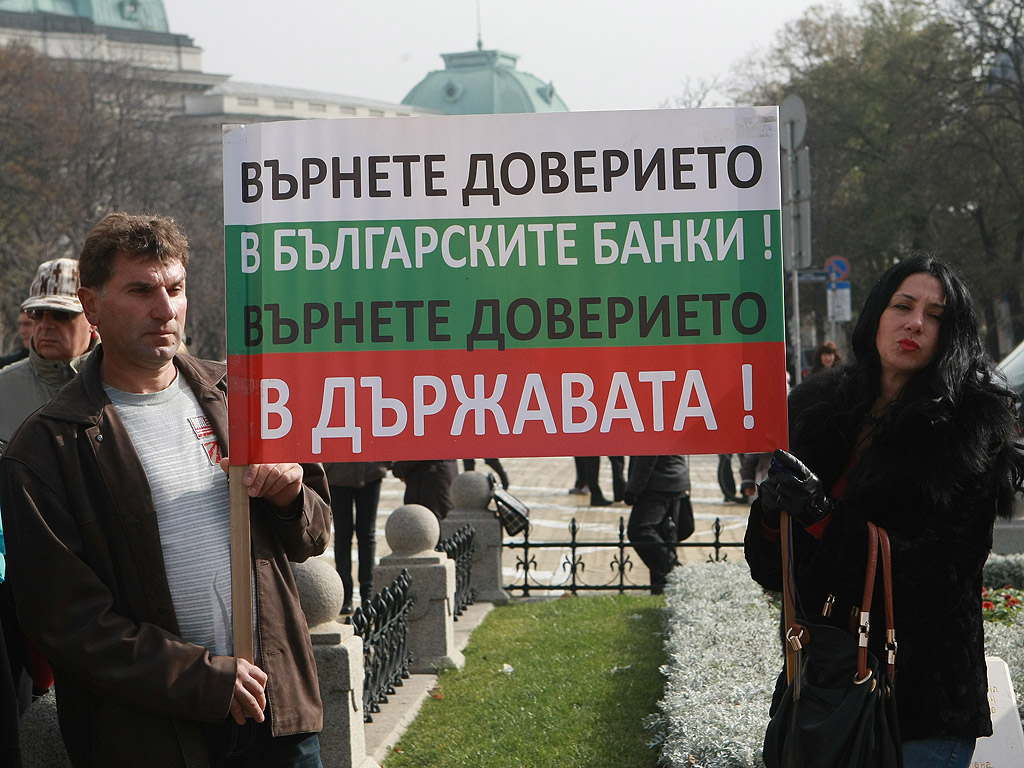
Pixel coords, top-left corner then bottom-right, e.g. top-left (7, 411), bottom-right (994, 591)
top-left (745, 254), bottom-right (1024, 767)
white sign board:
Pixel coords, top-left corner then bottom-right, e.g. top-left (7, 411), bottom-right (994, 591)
top-left (827, 281), bottom-right (851, 322)
top-left (220, 108), bottom-right (790, 463)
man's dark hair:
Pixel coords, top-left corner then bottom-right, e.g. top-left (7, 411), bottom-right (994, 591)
top-left (78, 213), bottom-right (189, 290)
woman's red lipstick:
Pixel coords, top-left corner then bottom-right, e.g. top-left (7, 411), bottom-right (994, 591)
top-left (899, 338), bottom-right (920, 351)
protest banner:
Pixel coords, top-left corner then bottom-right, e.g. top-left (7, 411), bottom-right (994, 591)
top-left (222, 107), bottom-right (788, 464)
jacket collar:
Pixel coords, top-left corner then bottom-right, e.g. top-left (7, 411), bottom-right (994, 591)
top-left (40, 345), bottom-right (227, 427)
top-left (27, 339), bottom-right (94, 391)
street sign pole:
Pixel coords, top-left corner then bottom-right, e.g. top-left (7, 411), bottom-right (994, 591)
top-left (781, 94), bottom-right (807, 386)
top-left (788, 121), bottom-right (802, 386)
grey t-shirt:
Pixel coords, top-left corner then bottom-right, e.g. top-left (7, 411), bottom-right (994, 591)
top-left (105, 374), bottom-right (233, 655)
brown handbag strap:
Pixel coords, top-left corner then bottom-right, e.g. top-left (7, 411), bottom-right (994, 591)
top-left (781, 516), bottom-right (897, 685)
top-left (857, 523), bottom-right (898, 682)
top-left (856, 522), bottom-right (880, 681)
top-left (877, 526), bottom-right (897, 680)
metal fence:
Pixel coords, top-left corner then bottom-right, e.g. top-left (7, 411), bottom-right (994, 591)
top-left (436, 523), bottom-right (476, 619)
top-left (350, 569), bottom-right (414, 722)
top-left (353, 526), bottom-right (476, 722)
top-left (503, 516), bottom-right (743, 596)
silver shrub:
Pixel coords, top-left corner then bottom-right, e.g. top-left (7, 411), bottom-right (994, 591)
top-left (654, 561), bottom-right (777, 768)
top-left (984, 553), bottom-right (1024, 589)
top-left (656, 559), bottom-right (1024, 766)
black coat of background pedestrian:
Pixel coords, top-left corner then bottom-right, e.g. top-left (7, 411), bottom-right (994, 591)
top-left (392, 460), bottom-right (459, 521)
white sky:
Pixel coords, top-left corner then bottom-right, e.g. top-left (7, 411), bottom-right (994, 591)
top-left (162, 0), bottom-right (853, 112)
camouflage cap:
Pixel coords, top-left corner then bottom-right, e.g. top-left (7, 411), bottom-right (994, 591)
top-left (21, 258), bottom-right (83, 314)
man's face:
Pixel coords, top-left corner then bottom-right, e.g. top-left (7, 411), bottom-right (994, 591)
top-left (17, 311), bottom-right (33, 347)
top-left (29, 309), bottom-right (93, 361)
top-left (79, 253), bottom-right (187, 375)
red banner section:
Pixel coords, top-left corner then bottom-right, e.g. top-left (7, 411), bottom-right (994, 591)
top-left (227, 342), bottom-right (788, 464)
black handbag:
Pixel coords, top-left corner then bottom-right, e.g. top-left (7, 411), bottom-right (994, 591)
top-left (489, 474), bottom-right (530, 536)
top-left (762, 517), bottom-right (902, 768)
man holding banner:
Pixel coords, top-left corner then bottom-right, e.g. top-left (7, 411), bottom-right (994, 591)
top-left (0, 213), bottom-right (330, 767)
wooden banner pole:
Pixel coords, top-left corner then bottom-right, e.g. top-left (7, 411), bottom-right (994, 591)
top-left (230, 464), bottom-right (255, 662)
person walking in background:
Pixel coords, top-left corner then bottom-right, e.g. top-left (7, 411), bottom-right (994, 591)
top-left (325, 461), bottom-right (390, 614)
top-left (745, 254), bottom-right (1024, 767)
top-left (1, 213), bottom-right (331, 767)
top-left (393, 459), bottom-right (459, 521)
top-left (569, 457), bottom-right (588, 495)
top-left (717, 453), bottom-right (747, 503)
top-left (0, 311), bottom-right (34, 370)
top-left (623, 455), bottom-right (693, 594)
top-left (569, 456), bottom-right (623, 504)
top-left (738, 452), bottom-right (771, 500)
top-left (16, 311), bottom-right (33, 353)
top-left (809, 339), bottom-right (841, 375)
top-left (608, 455), bottom-right (626, 502)
top-left (575, 456), bottom-right (613, 507)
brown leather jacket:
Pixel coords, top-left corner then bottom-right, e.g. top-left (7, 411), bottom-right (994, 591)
top-left (0, 350), bottom-right (331, 767)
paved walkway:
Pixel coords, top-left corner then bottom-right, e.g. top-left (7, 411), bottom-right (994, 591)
top-left (327, 454), bottom-right (750, 602)
top-left (334, 453), bottom-right (754, 763)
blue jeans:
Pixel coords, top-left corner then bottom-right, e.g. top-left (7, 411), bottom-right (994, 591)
top-left (902, 736), bottom-right (975, 768)
top-left (203, 717), bottom-right (322, 767)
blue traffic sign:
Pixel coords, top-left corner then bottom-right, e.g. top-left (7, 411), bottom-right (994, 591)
top-left (825, 255), bottom-right (850, 281)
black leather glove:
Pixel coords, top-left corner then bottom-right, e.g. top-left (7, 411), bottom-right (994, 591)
top-left (757, 449), bottom-right (834, 529)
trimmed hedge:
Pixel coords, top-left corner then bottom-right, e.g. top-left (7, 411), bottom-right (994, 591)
top-left (984, 552), bottom-right (1024, 589)
top-left (655, 559), bottom-right (1024, 768)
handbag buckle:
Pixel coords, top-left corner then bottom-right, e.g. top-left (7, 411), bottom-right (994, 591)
top-left (852, 672), bottom-right (877, 691)
top-left (786, 625), bottom-right (807, 652)
top-left (886, 629), bottom-right (898, 664)
top-left (822, 594), bottom-right (835, 618)
top-left (857, 611), bottom-right (870, 647)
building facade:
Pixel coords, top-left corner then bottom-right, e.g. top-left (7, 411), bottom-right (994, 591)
top-left (0, 2), bottom-right (568, 128)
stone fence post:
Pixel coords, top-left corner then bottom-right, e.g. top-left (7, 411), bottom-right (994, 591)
top-left (442, 470), bottom-right (510, 605)
top-left (373, 504), bottom-right (465, 674)
top-left (292, 558), bottom-right (380, 768)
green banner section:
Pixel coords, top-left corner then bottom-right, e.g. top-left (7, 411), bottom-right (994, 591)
top-left (225, 210), bottom-right (784, 355)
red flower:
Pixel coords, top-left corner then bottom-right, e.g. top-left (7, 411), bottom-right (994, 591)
top-left (983, 601), bottom-right (995, 611)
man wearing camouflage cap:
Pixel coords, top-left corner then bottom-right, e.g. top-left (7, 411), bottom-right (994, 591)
top-left (0, 258), bottom-right (97, 446)
top-left (0, 258), bottom-right (96, 762)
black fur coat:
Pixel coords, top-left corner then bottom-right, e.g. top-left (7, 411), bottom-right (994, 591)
top-left (745, 368), bottom-right (1014, 740)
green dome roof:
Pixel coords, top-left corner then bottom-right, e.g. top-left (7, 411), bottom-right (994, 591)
top-left (402, 48), bottom-right (569, 115)
top-left (0, 0), bottom-right (169, 33)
